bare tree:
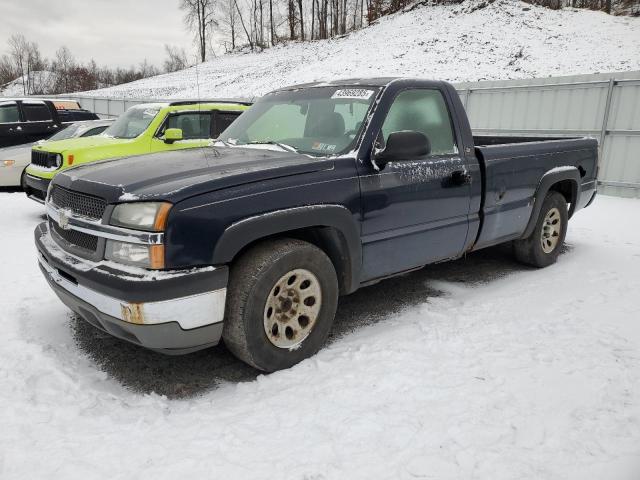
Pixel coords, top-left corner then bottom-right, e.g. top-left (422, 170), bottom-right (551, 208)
top-left (8, 34), bottom-right (29, 94)
top-left (53, 46), bottom-right (75, 93)
top-left (217, 0), bottom-right (240, 51)
top-left (0, 55), bottom-right (16, 86)
top-left (25, 42), bottom-right (49, 94)
top-left (163, 45), bottom-right (189, 72)
top-left (235, 0), bottom-right (255, 49)
top-left (138, 59), bottom-right (159, 78)
top-left (288, 0), bottom-right (297, 39)
top-left (298, 0), bottom-right (305, 40)
top-left (6, 35), bottom-right (49, 94)
top-left (180, 0), bottom-right (217, 62)
top-left (269, 0), bottom-right (275, 45)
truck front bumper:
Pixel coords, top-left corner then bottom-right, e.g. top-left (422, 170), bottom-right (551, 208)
top-left (24, 174), bottom-right (50, 204)
top-left (35, 222), bottom-right (228, 355)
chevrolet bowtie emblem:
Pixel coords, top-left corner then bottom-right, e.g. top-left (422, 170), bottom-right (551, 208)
top-left (58, 209), bottom-right (72, 230)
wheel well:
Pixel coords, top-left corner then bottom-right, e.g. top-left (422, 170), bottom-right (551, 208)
top-left (231, 226), bottom-right (354, 295)
top-left (548, 179), bottom-right (577, 217)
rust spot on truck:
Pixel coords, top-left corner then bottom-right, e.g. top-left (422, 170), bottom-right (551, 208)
top-left (121, 303), bottom-right (144, 324)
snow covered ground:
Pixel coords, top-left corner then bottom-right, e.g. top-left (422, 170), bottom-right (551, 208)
top-left (1, 190), bottom-right (639, 479)
top-left (81, 0), bottom-right (640, 100)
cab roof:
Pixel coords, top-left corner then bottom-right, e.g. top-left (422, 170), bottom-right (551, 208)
top-left (274, 77), bottom-right (449, 93)
top-left (127, 101), bottom-right (251, 112)
top-left (168, 98), bottom-right (253, 106)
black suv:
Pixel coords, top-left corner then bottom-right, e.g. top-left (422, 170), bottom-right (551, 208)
top-left (0, 98), bottom-right (99, 148)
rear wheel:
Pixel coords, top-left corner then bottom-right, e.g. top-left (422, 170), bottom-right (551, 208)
top-left (223, 238), bottom-right (338, 372)
top-left (514, 191), bottom-right (568, 268)
top-left (20, 170), bottom-right (27, 191)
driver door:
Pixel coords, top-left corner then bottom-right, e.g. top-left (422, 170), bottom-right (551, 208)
top-left (359, 88), bottom-right (472, 281)
top-left (151, 111), bottom-right (214, 152)
top-left (0, 101), bottom-right (22, 148)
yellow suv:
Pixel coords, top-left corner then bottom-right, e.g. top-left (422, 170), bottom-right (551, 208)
top-left (24, 100), bottom-right (250, 202)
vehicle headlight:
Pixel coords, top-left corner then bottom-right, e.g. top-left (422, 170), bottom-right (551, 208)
top-left (107, 202), bottom-right (172, 269)
top-left (55, 154), bottom-right (63, 168)
top-left (110, 202), bottom-right (172, 231)
top-left (105, 240), bottom-right (164, 269)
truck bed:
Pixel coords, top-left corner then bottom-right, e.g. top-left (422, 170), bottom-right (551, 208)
top-left (471, 136), bottom-right (598, 250)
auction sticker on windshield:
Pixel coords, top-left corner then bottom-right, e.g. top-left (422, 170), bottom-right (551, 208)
top-left (312, 142), bottom-right (337, 152)
top-left (331, 89), bottom-right (374, 100)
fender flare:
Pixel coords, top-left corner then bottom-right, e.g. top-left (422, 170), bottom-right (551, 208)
top-left (212, 205), bottom-right (362, 294)
top-left (522, 167), bottom-right (581, 239)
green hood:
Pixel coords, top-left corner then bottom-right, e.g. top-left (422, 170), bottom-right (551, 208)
top-left (33, 135), bottom-right (135, 154)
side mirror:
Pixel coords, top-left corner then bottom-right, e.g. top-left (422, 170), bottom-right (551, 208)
top-left (163, 128), bottom-right (183, 144)
top-left (373, 131), bottom-right (431, 170)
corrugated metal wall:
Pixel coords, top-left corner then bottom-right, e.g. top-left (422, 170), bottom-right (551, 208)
top-left (455, 71), bottom-right (640, 198)
top-left (61, 70), bottom-right (640, 198)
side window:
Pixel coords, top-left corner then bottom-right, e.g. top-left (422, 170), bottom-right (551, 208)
top-left (22, 102), bottom-right (54, 122)
top-left (245, 104), bottom-right (305, 141)
top-left (213, 111), bottom-right (241, 137)
top-left (166, 112), bottom-right (212, 139)
top-left (381, 89), bottom-right (457, 155)
top-left (81, 126), bottom-right (108, 137)
top-left (0, 102), bottom-right (20, 123)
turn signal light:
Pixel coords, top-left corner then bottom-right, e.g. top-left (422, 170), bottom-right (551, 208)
top-left (149, 245), bottom-right (165, 269)
top-left (2, 160), bottom-right (15, 167)
top-left (68, 154), bottom-right (75, 165)
top-left (153, 203), bottom-right (172, 231)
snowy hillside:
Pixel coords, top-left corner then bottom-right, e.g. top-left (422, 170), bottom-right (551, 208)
top-left (0, 71), bottom-right (56, 97)
top-left (84, 0), bottom-right (640, 100)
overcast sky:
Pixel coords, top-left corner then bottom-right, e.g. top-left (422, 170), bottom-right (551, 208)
top-left (0, 0), bottom-right (194, 68)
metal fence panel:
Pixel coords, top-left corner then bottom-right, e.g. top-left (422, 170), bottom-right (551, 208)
top-left (464, 81), bottom-right (609, 132)
top-left (457, 72), bottom-right (640, 198)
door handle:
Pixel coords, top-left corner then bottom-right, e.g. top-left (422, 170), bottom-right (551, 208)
top-left (450, 170), bottom-right (471, 186)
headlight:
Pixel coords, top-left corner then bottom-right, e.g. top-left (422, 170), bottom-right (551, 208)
top-left (105, 240), bottom-right (164, 269)
top-left (110, 202), bottom-right (172, 231)
top-left (55, 154), bottom-right (63, 168)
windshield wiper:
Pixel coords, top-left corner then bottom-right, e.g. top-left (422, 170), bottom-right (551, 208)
top-left (212, 139), bottom-right (235, 147)
top-left (245, 140), bottom-right (298, 153)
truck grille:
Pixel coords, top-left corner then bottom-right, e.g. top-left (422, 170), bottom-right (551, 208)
top-left (50, 185), bottom-right (107, 220)
top-left (51, 221), bottom-right (99, 253)
top-left (31, 150), bottom-right (59, 168)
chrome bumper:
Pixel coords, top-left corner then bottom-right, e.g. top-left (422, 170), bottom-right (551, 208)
top-left (38, 252), bottom-right (226, 330)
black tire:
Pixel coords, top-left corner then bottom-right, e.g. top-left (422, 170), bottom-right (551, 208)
top-left (20, 170), bottom-right (27, 191)
top-left (514, 191), bottom-right (568, 268)
top-left (223, 238), bottom-right (339, 372)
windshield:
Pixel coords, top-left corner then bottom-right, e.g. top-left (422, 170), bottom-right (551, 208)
top-left (218, 86), bottom-right (379, 155)
top-left (103, 105), bottom-right (160, 139)
top-left (47, 124), bottom-right (80, 141)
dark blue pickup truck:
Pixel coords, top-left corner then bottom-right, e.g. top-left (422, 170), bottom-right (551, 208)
top-left (35, 78), bottom-right (598, 371)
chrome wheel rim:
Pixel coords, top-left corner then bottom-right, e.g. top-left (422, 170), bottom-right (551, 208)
top-left (263, 268), bottom-right (322, 349)
top-left (541, 207), bottom-right (561, 254)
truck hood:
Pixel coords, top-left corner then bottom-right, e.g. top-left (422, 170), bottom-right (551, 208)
top-left (33, 134), bottom-right (133, 153)
top-left (54, 146), bottom-right (333, 203)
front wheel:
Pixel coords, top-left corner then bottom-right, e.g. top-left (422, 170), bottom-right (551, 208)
top-left (514, 191), bottom-right (568, 268)
top-left (223, 238), bottom-right (338, 372)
